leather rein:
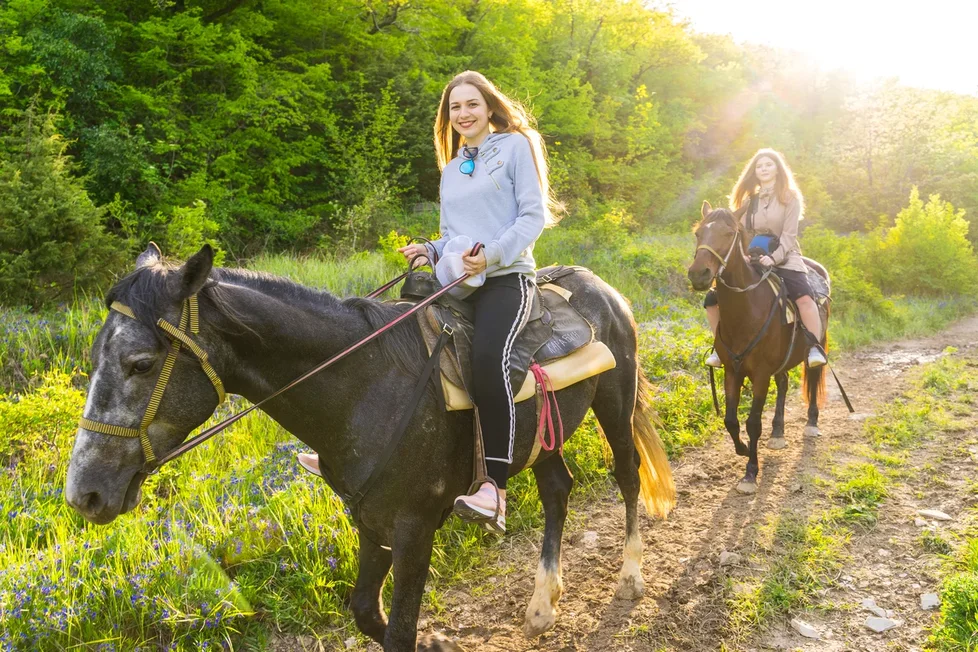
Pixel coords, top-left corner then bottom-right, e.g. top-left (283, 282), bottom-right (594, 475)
top-left (78, 245), bottom-right (481, 479)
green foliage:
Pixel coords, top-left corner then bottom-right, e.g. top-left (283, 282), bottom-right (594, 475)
top-left (0, 109), bottom-right (121, 306)
top-left (877, 188), bottom-right (978, 295)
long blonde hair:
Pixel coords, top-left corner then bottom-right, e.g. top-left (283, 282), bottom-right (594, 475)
top-left (730, 148), bottom-right (804, 214)
top-left (434, 70), bottom-right (560, 225)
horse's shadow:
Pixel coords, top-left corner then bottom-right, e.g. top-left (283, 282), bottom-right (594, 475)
top-left (577, 418), bottom-right (822, 650)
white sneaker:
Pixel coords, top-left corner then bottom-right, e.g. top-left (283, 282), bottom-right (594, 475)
top-left (454, 483), bottom-right (506, 534)
top-left (297, 452), bottom-right (322, 477)
top-left (705, 351), bottom-right (722, 368)
top-left (807, 347), bottom-right (827, 368)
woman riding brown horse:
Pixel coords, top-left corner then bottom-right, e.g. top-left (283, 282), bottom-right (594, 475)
top-left (687, 200), bottom-right (827, 494)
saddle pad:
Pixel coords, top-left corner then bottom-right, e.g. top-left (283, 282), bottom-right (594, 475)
top-left (437, 341), bottom-right (616, 411)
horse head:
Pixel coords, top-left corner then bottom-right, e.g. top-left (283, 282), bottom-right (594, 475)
top-left (66, 243), bottom-right (224, 524)
top-left (687, 200), bottom-right (747, 291)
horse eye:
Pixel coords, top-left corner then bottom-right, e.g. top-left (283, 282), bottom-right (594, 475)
top-left (132, 359), bottom-right (155, 374)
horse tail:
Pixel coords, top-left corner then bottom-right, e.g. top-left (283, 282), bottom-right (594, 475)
top-left (633, 368), bottom-right (676, 518)
top-left (802, 305), bottom-right (829, 408)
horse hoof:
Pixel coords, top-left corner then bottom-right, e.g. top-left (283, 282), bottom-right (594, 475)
top-left (804, 425), bottom-right (821, 437)
top-left (522, 605), bottom-right (557, 638)
top-left (736, 479), bottom-right (757, 495)
top-left (735, 445), bottom-right (750, 457)
top-left (615, 574), bottom-right (645, 601)
top-left (767, 437), bottom-right (786, 450)
top-left (418, 632), bottom-right (465, 652)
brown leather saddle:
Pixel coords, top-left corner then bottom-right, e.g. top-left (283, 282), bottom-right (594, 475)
top-left (403, 265), bottom-right (596, 400)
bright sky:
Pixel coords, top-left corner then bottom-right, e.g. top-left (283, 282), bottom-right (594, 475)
top-left (667, 0), bottom-right (978, 96)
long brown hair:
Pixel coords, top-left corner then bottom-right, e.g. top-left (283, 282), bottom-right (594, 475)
top-left (434, 70), bottom-right (560, 225)
top-left (729, 148), bottom-right (804, 214)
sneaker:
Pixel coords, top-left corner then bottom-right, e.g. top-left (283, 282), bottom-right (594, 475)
top-left (454, 483), bottom-right (506, 534)
top-left (297, 452), bottom-right (322, 477)
top-left (705, 351), bottom-right (722, 368)
top-left (807, 346), bottom-right (827, 368)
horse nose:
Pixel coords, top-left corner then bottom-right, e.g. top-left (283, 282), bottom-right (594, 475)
top-left (68, 490), bottom-right (105, 520)
top-left (688, 267), bottom-right (711, 289)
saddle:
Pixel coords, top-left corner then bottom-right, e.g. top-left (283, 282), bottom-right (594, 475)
top-left (408, 265), bottom-right (617, 411)
top-left (763, 257), bottom-right (831, 326)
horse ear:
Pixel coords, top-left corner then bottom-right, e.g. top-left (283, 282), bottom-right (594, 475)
top-left (136, 242), bottom-right (162, 269)
top-left (177, 245), bottom-right (214, 299)
top-left (701, 200), bottom-right (713, 219)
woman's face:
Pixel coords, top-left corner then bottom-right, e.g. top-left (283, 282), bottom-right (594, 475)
top-left (755, 156), bottom-right (778, 184)
top-left (449, 83), bottom-right (491, 145)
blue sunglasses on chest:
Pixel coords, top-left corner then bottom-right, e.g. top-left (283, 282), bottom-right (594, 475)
top-left (460, 146), bottom-right (478, 176)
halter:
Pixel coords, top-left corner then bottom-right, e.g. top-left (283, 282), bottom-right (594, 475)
top-left (696, 229), bottom-right (773, 293)
top-left (78, 295), bottom-right (225, 472)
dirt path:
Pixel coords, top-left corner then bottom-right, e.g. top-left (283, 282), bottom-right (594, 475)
top-left (419, 315), bottom-right (978, 651)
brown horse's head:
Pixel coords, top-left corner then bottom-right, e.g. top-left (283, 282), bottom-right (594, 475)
top-left (688, 200), bottom-right (747, 291)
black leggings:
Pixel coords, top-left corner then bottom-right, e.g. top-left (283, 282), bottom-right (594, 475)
top-left (464, 273), bottom-right (534, 490)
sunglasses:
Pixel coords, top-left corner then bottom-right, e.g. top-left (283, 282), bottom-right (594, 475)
top-left (460, 146), bottom-right (478, 177)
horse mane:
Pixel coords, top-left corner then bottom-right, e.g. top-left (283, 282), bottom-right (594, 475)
top-left (105, 263), bottom-right (426, 378)
top-left (695, 207), bottom-right (744, 234)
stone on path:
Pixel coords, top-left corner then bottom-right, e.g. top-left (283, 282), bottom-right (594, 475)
top-left (692, 468), bottom-right (709, 480)
top-left (917, 509), bottom-right (953, 521)
top-left (791, 617), bottom-right (820, 639)
top-left (849, 412), bottom-right (876, 421)
top-left (719, 551), bottom-right (742, 566)
top-left (344, 637), bottom-right (357, 649)
top-left (865, 616), bottom-right (902, 633)
top-left (914, 517), bottom-right (928, 527)
top-left (921, 593), bottom-right (940, 610)
top-left (580, 531), bottom-right (599, 548)
top-left (861, 597), bottom-right (887, 618)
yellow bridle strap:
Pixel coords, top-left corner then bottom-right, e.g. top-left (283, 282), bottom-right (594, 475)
top-left (696, 244), bottom-right (727, 264)
top-left (78, 294), bottom-right (225, 468)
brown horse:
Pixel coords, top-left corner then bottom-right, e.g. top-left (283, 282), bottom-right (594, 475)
top-left (687, 201), bottom-right (827, 494)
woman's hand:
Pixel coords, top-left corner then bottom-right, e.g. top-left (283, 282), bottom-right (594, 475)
top-left (758, 255), bottom-right (775, 267)
top-left (398, 243), bottom-right (430, 268)
top-left (462, 249), bottom-right (487, 276)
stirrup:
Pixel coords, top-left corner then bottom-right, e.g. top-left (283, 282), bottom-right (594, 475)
top-left (454, 480), bottom-right (505, 534)
top-left (705, 351), bottom-right (722, 368)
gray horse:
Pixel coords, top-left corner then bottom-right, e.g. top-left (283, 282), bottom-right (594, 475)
top-left (66, 244), bottom-right (675, 651)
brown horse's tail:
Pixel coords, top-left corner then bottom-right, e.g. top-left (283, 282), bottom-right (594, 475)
top-left (633, 369), bottom-right (676, 519)
top-left (802, 305), bottom-right (829, 408)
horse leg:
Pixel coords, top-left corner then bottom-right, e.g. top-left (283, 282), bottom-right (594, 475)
top-left (592, 380), bottom-right (646, 601)
top-left (351, 534), bottom-right (393, 644)
top-left (768, 372), bottom-right (788, 450)
top-left (805, 364), bottom-right (824, 437)
top-left (724, 370), bottom-right (748, 457)
top-left (738, 375), bottom-right (771, 494)
top-left (523, 454), bottom-right (573, 637)
top-left (385, 516), bottom-right (441, 652)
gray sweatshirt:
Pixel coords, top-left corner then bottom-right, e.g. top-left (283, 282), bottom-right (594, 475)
top-left (426, 132), bottom-right (546, 279)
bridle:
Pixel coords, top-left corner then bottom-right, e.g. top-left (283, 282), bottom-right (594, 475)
top-left (78, 295), bottom-right (226, 473)
top-left (695, 228), bottom-right (773, 293)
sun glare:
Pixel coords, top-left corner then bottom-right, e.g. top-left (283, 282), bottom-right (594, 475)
top-left (669, 0), bottom-right (978, 95)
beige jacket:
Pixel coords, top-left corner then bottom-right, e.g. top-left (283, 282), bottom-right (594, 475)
top-left (740, 189), bottom-right (806, 273)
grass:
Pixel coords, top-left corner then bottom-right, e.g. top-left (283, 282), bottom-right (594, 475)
top-left (0, 225), bottom-right (976, 648)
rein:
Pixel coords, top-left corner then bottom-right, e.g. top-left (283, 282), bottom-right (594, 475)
top-left (80, 245), bottom-right (482, 477)
top-left (696, 230), bottom-right (773, 293)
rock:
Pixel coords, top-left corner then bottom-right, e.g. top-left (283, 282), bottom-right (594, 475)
top-left (789, 482), bottom-right (803, 493)
top-left (580, 531), bottom-right (599, 548)
top-left (917, 509), bottom-right (953, 521)
top-left (878, 549), bottom-right (891, 557)
top-left (720, 551), bottom-right (742, 566)
top-left (865, 616), bottom-right (901, 633)
top-left (914, 517), bottom-right (928, 527)
top-left (791, 617), bottom-right (820, 639)
top-left (921, 593), bottom-right (940, 610)
top-left (861, 598), bottom-right (887, 618)
top-left (345, 638), bottom-right (357, 650)
top-left (692, 468), bottom-right (709, 480)
top-left (849, 412), bottom-right (876, 421)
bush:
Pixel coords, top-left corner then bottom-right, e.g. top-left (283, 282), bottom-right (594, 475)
top-left (0, 110), bottom-right (122, 307)
top-left (878, 188), bottom-right (978, 296)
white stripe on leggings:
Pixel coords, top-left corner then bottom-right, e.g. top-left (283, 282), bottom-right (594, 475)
top-left (494, 275), bottom-right (533, 464)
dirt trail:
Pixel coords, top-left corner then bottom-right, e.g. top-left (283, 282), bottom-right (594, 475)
top-left (420, 315), bottom-right (978, 651)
